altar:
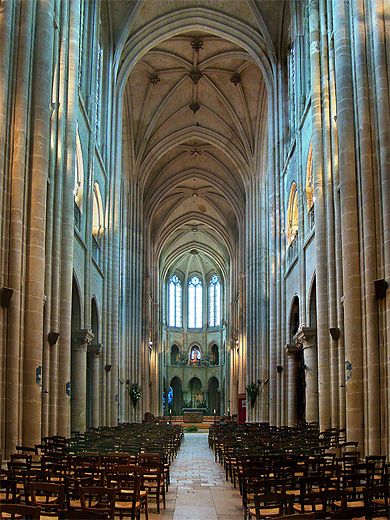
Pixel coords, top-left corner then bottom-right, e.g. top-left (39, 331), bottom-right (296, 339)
top-left (182, 408), bottom-right (207, 423)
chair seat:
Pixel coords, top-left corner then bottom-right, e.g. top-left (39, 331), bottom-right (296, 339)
top-left (249, 506), bottom-right (281, 517)
top-left (115, 500), bottom-right (141, 509)
top-left (68, 498), bottom-right (81, 509)
top-left (334, 499), bottom-right (365, 508)
top-left (34, 496), bottom-right (59, 504)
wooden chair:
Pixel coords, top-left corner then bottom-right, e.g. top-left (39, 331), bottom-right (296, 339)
top-left (364, 484), bottom-right (390, 520)
top-left (366, 455), bottom-right (387, 486)
top-left (64, 474), bottom-right (94, 510)
top-left (112, 465), bottom-right (148, 519)
top-left (22, 469), bottom-right (49, 504)
top-left (139, 461), bottom-right (165, 513)
top-left (59, 508), bottom-right (109, 519)
top-left (29, 481), bottom-right (65, 517)
top-left (250, 492), bottom-right (294, 520)
top-left (109, 474), bottom-right (142, 520)
top-left (271, 514), bottom-right (316, 520)
top-left (293, 475), bottom-right (331, 513)
top-left (0, 503), bottom-right (41, 519)
top-left (0, 477), bottom-right (21, 503)
top-left (309, 488), bottom-right (346, 519)
top-left (79, 485), bottom-right (116, 520)
top-left (329, 506), bottom-right (368, 519)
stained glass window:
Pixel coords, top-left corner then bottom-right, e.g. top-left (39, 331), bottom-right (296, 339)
top-left (169, 275), bottom-right (182, 327)
top-left (209, 275), bottom-right (221, 327)
top-left (188, 276), bottom-right (202, 328)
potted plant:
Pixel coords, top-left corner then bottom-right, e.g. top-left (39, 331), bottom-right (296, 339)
top-left (246, 382), bottom-right (260, 409)
top-left (126, 381), bottom-right (142, 410)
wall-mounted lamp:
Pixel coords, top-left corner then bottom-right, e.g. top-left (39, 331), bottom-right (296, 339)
top-left (0, 287), bottom-right (14, 308)
top-left (329, 327), bottom-right (340, 340)
top-left (276, 365), bottom-right (283, 374)
top-left (148, 341), bottom-right (153, 350)
top-left (48, 331), bottom-right (60, 345)
top-left (374, 279), bottom-right (388, 299)
top-left (104, 364), bottom-right (112, 372)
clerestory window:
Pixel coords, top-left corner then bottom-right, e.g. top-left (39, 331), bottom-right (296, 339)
top-left (188, 276), bottom-right (202, 328)
top-left (209, 275), bottom-right (221, 327)
top-left (169, 275), bottom-right (182, 328)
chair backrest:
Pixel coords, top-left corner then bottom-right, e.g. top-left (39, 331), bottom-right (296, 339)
top-left (29, 481), bottom-right (65, 513)
top-left (138, 452), bottom-right (161, 464)
top-left (79, 485), bottom-right (116, 520)
top-left (0, 503), bottom-right (41, 519)
top-left (107, 473), bottom-right (141, 504)
top-left (0, 477), bottom-right (18, 503)
top-left (253, 492), bottom-right (294, 518)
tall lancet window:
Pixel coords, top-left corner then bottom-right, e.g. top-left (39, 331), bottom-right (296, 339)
top-left (209, 275), bottom-right (221, 327)
top-left (169, 275), bottom-right (182, 328)
top-left (188, 276), bottom-right (202, 329)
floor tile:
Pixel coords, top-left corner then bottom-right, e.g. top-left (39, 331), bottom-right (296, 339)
top-left (144, 431), bottom-right (243, 520)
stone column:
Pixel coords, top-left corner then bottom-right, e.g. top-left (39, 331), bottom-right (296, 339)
top-left (88, 343), bottom-right (102, 428)
top-left (332, 0), bottom-right (364, 448)
top-left (23, 0), bottom-right (55, 448)
top-left (71, 329), bottom-right (94, 433)
top-left (295, 327), bottom-right (318, 424)
top-left (5, 0), bottom-right (34, 455)
top-left (308, 0), bottom-right (331, 432)
top-left (58, 0), bottom-right (81, 438)
top-left (285, 343), bottom-right (300, 427)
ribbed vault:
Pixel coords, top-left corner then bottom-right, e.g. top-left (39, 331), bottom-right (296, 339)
top-left (122, 30), bottom-right (268, 283)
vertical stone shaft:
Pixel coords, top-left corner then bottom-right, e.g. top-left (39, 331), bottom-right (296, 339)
top-left (319, 0), bottom-right (339, 428)
top-left (0, 0), bottom-right (14, 453)
top-left (371, 0), bottom-right (390, 454)
top-left (71, 329), bottom-right (93, 432)
top-left (309, 0), bottom-right (331, 431)
top-left (23, 0), bottom-right (55, 447)
top-left (332, 0), bottom-right (364, 447)
top-left (353, 0), bottom-right (380, 454)
top-left (58, 0), bottom-right (81, 437)
top-left (5, 0), bottom-right (34, 455)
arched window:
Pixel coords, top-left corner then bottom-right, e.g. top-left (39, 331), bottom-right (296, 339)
top-left (170, 344), bottom-right (179, 365)
top-left (210, 344), bottom-right (219, 365)
top-left (169, 275), bottom-right (182, 327)
top-left (188, 276), bottom-right (202, 328)
top-left (306, 143), bottom-right (314, 211)
top-left (287, 182), bottom-right (298, 245)
top-left (92, 182), bottom-right (104, 237)
top-left (209, 275), bottom-right (221, 327)
top-left (74, 132), bottom-right (84, 210)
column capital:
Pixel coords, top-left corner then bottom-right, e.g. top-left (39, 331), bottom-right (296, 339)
top-left (88, 343), bottom-right (103, 356)
top-left (285, 343), bottom-right (300, 357)
top-left (294, 326), bottom-right (317, 347)
top-left (72, 328), bottom-right (94, 347)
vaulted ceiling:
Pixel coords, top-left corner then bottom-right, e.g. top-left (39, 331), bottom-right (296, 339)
top-left (117, 4), bottom-right (278, 286)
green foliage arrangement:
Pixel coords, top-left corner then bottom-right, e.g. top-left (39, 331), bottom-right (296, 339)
top-left (126, 381), bottom-right (142, 409)
top-left (246, 382), bottom-right (260, 409)
top-left (186, 425), bottom-right (198, 432)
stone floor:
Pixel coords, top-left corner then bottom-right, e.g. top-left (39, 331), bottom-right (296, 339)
top-left (147, 431), bottom-right (243, 520)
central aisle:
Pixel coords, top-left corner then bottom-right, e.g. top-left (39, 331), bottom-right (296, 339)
top-left (149, 431), bottom-right (243, 520)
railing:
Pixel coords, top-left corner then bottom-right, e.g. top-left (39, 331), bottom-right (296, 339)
top-left (92, 235), bottom-right (100, 265)
top-left (74, 202), bottom-right (81, 230)
top-left (287, 232), bottom-right (299, 264)
top-left (308, 205), bottom-right (315, 231)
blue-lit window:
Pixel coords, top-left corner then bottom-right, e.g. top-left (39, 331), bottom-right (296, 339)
top-left (188, 276), bottom-right (202, 328)
top-left (209, 275), bottom-right (221, 327)
top-left (169, 275), bottom-right (182, 327)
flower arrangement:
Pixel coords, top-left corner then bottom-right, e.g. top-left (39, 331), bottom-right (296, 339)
top-left (126, 381), bottom-right (142, 409)
top-left (246, 382), bottom-right (260, 409)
